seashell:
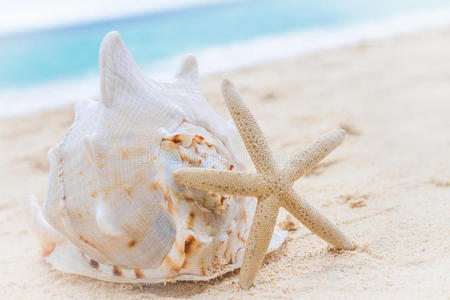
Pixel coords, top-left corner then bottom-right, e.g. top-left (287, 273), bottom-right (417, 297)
top-left (26, 31), bottom-right (287, 283)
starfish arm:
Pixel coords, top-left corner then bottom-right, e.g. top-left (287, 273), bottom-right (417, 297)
top-left (173, 168), bottom-right (266, 196)
top-left (281, 189), bottom-right (354, 250)
top-left (222, 79), bottom-right (277, 174)
top-left (239, 195), bottom-right (280, 289)
top-left (281, 129), bottom-right (346, 182)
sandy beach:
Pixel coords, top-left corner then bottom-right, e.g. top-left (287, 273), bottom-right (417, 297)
top-left (1, 27), bottom-right (449, 299)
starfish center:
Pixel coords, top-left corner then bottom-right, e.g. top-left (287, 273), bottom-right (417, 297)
top-left (263, 174), bottom-right (291, 196)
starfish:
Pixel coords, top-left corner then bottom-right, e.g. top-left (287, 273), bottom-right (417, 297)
top-left (174, 79), bottom-right (355, 289)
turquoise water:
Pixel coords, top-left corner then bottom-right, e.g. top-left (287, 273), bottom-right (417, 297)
top-left (0, 0), bottom-right (449, 88)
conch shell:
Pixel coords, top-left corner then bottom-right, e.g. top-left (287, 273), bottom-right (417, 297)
top-left (26, 31), bottom-right (286, 283)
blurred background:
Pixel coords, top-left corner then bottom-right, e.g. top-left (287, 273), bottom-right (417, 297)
top-left (1, 0), bottom-right (450, 116)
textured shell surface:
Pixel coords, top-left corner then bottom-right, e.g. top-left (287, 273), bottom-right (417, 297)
top-left (26, 31), bottom-right (286, 283)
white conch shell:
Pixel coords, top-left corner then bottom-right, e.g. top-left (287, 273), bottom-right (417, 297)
top-left (27, 31), bottom-right (287, 283)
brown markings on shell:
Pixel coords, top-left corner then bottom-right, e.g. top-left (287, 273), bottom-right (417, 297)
top-left (57, 157), bottom-right (65, 195)
top-left (162, 134), bottom-right (184, 148)
top-left (223, 233), bottom-right (233, 266)
top-left (121, 150), bottom-right (129, 160)
top-left (160, 130), bottom-right (237, 274)
top-left (99, 169), bottom-right (145, 203)
top-left (181, 234), bottom-right (199, 269)
top-left (74, 206), bottom-right (91, 219)
top-left (237, 232), bottom-right (246, 244)
top-left (178, 151), bottom-right (202, 166)
top-left (163, 133), bottom-right (220, 167)
top-left (131, 169), bottom-right (146, 186)
top-left (228, 256), bottom-right (233, 265)
top-left (181, 234), bottom-right (206, 270)
top-left (193, 135), bottom-right (207, 149)
top-left (90, 259), bottom-right (99, 269)
top-left (184, 235), bottom-right (197, 255)
top-left (149, 181), bottom-right (160, 192)
top-left (95, 175), bottom-right (119, 202)
top-left (59, 204), bottom-right (67, 218)
top-left (184, 195), bottom-right (194, 202)
top-left (124, 186), bottom-right (133, 198)
top-left (104, 167), bottom-right (145, 204)
top-left (163, 255), bottom-right (181, 277)
top-left (186, 211), bottom-right (195, 229)
top-left (112, 171), bottom-right (125, 188)
top-left (119, 146), bottom-right (147, 160)
top-left (220, 196), bottom-right (227, 207)
top-left (172, 134), bottom-right (183, 144)
top-left (95, 152), bottom-right (106, 169)
top-left (79, 170), bottom-right (84, 176)
top-left (200, 261), bottom-right (206, 276)
top-left (134, 268), bottom-right (145, 279)
top-left (165, 133), bottom-right (227, 174)
top-left (94, 171), bottom-right (124, 203)
top-left (162, 186), bottom-right (176, 216)
top-left (193, 135), bottom-right (205, 142)
top-left (127, 239), bottom-right (137, 248)
top-left (193, 134), bottom-right (220, 153)
top-left (204, 191), bottom-right (229, 211)
top-left (79, 235), bottom-right (96, 249)
top-left (112, 265), bottom-right (122, 276)
top-left (191, 140), bottom-right (199, 153)
top-left (41, 243), bottom-right (56, 257)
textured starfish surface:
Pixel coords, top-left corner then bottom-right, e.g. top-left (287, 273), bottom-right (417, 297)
top-left (174, 79), bottom-right (355, 289)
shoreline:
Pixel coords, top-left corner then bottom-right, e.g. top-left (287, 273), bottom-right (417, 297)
top-left (3, 7), bottom-right (450, 117)
top-left (1, 26), bottom-right (449, 299)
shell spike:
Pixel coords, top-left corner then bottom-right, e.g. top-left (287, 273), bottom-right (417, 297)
top-left (99, 31), bottom-right (149, 107)
top-left (176, 55), bottom-right (200, 83)
top-left (24, 195), bottom-right (65, 256)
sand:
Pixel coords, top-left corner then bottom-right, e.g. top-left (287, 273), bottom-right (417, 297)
top-left (1, 27), bottom-right (449, 299)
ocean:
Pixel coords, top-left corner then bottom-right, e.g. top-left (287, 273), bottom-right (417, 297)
top-left (1, 0), bottom-right (450, 116)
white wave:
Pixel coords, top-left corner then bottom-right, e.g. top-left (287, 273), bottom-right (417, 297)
top-left (153, 7), bottom-right (450, 76)
top-left (0, 0), bottom-right (236, 35)
top-left (1, 7), bottom-right (450, 117)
